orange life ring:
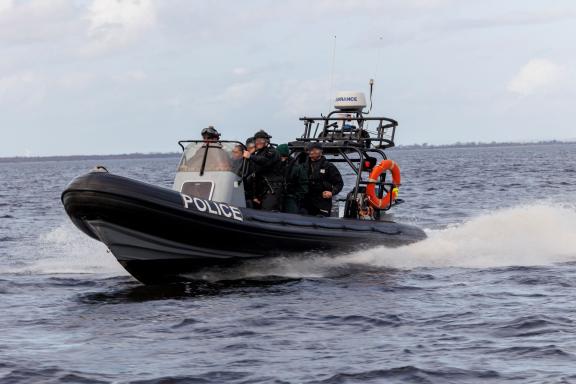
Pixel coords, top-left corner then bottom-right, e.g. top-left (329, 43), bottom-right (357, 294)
top-left (366, 159), bottom-right (401, 209)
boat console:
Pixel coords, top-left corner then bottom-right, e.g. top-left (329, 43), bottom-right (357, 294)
top-left (174, 140), bottom-right (246, 207)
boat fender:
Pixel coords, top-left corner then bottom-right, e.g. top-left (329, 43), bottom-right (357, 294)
top-left (366, 159), bottom-right (401, 209)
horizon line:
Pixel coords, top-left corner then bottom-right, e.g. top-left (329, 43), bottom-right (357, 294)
top-left (1, 139), bottom-right (575, 163)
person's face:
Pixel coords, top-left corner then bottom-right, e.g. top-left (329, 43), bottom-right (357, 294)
top-left (247, 143), bottom-right (256, 154)
top-left (255, 138), bottom-right (267, 150)
top-left (231, 146), bottom-right (243, 159)
top-left (309, 148), bottom-right (322, 161)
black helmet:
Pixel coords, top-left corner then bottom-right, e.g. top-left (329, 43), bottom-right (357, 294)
top-left (201, 126), bottom-right (220, 140)
top-left (245, 137), bottom-right (255, 146)
top-left (253, 130), bottom-right (271, 140)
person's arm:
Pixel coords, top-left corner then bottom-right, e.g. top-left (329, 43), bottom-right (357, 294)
top-left (328, 163), bottom-right (344, 196)
top-left (250, 148), bottom-right (279, 169)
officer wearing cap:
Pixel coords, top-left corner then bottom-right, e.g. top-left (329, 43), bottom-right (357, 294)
top-left (304, 142), bottom-right (344, 217)
top-left (243, 130), bottom-right (283, 211)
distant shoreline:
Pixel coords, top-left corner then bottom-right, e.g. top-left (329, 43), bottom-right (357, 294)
top-left (0, 152), bottom-right (180, 164)
top-left (0, 140), bottom-right (574, 163)
top-left (389, 140), bottom-right (576, 151)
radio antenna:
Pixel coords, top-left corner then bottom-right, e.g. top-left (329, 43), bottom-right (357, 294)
top-left (374, 36), bottom-right (383, 81)
top-left (368, 78), bottom-right (374, 113)
top-left (364, 36), bottom-right (382, 131)
top-left (327, 35), bottom-right (337, 113)
top-left (371, 36), bottom-right (384, 113)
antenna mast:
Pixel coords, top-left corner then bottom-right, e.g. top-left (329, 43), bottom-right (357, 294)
top-left (371, 36), bottom-right (384, 113)
top-left (327, 35), bottom-right (337, 113)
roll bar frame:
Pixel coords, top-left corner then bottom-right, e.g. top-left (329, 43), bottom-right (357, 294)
top-left (298, 110), bottom-right (398, 150)
top-left (290, 110), bottom-right (401, 212)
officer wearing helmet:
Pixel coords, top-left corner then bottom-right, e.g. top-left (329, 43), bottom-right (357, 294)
top-left (201, 126), bottom-right (221, 141)
top-left (304, 142), bottom-right (344, 217)
top-left (243, 130), bottom-right (283, 211)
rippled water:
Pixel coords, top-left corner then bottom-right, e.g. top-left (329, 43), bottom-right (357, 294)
top-left (1, 144), bottom-right (576, 383)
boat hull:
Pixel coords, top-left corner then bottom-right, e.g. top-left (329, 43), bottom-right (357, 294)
top-left (62, 172), bottom-right (426, 284)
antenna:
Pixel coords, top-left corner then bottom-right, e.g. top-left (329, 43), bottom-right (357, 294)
top-left (368, 78), bottom-right (374, 113)
top-left (370, 36), bottom-right (383, 114)
top-left (327, 35), bottom-right (337, 113)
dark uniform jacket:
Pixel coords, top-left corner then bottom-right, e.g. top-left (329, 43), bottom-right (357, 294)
top-left (249, 146), bottom-right (283, 199)
top-left (282, 158), bottom-right (308, 200)
top-left (305, 156), bottom-right (344, 215)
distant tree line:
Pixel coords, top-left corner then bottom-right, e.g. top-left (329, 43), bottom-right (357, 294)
top-left (0, 152), bottom-right (180, 164)
top-left (391, 140), bottom-right (575, 150)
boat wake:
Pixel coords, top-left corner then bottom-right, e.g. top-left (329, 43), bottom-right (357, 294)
top-left (0, 223), bottom-right (127, 276)
top-left (182, 203), bottom-right (576, 280)
top-left (344, 203), bottom-right (576, 269)
top-left (4, 203), bottom-right (576, 279)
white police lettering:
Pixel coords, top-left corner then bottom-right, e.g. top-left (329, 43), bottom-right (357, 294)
top-left (193, 197), bottom-right (208, 212)
top-left (182, 194), bottom-right (193, 208)
top-left (213, 201), bottom-right (223, 215)
top-left (219, 204), bottom-right (232, 218)
top-left (230, 206), bottom-right (243, 221)
top-left (180, 194), bottom-right (243, 221)
top-left (206, 201), bottom-right (218, 215)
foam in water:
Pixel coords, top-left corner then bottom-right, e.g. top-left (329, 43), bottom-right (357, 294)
top-left (192, 204), bottom-right (576, 280)
top-left (6, 204), bottom-right (576, 278)
top-left (340, 203), bottom-right (576, 269)
top-left (3, 223), bottom-right (127, 276)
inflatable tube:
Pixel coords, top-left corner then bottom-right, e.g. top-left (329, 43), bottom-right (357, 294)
top-left (61, 171), bottom-right (424, 284)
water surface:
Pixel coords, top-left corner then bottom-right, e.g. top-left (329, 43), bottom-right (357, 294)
top-left (1, 144), bottom-right (576, 383)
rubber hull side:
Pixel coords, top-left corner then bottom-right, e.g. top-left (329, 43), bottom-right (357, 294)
top-left (62, 172), bottom-right (426, 283)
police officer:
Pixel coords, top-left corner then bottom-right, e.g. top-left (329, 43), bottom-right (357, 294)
top-left (201, 126), bottom-right (220, 141)
top-left (304, 142), bottom-right (344, 217)
top-left (243, 130), bottom-right (283, 211)
top-left (183, 126), bottom-right (230, 172)
top-left (277, 144), bottom-right (308, 214)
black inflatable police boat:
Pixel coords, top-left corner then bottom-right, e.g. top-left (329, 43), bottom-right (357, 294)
top-left (62, 89), bottom-right (426, 284)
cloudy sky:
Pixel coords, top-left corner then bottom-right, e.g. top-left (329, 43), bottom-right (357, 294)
top-left (0, 0), bottom-right (575, 156)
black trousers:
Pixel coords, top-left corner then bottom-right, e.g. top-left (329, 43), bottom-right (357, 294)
top-left (304, 197), bottom-right (332, 217)
top-left (282, 196), bottom-right (300, 214)
top-left (260, 191), bottom-right (282, 211)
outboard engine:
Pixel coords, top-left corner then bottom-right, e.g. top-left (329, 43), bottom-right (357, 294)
top-left (173, 140), bottom-right (246, 207)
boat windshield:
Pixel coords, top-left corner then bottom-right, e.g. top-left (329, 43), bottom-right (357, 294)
top-left (177, 141), bottom-right (245, 173)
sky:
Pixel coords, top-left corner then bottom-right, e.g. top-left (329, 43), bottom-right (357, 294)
top-left (0, 0), bottom-right (575, 157)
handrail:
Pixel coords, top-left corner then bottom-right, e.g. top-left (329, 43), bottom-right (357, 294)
top-left (178, 140), bottom-right (246, 152)
top-left (299, 116), bottom-right (398, 124)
